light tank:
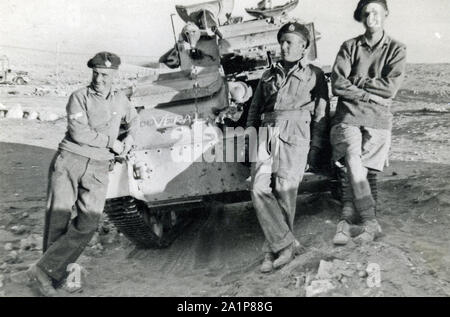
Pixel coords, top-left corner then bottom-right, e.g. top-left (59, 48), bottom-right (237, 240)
top-left (104, 0), bottom-right (336, 248)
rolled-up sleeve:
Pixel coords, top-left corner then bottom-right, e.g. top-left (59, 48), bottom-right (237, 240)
top-left (66, 93), bottom-right (112, 148)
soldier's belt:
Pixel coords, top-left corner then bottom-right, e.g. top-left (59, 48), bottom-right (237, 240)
top-left (261, 110), bottom-right (311, 122)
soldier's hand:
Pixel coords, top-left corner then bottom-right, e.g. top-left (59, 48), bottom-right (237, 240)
top-left (369, 94), bottom-right (391, 107)
top-left (121, 135), bottom-right (135, 156)
top-left (349, 75), bottom-right (365, 88)
top-left (111, 140), bottom-right (124, 155)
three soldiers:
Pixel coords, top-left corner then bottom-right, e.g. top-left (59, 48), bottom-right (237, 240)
top-left (28, 0), bottom-right (407, 293)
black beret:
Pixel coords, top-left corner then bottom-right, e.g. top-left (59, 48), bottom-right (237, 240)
top-left (87, 52), bottom-right (121, 69)
top-left (277, 22), bottom-right (310, 48)
top-left (354, 0), bottom-right (388, 22)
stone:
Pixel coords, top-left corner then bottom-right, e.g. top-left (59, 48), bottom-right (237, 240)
top-left (4, 243), bottom-right (13, 251)
top-left (0, 102), bottom-right (6, 110)
top-left (5, 104), bottom-right (23, 119)
top-left (26, 111), bottom-right (38, 120)
top-left (305, 279), bottom-right (336, 297)
top-left (0, 229), bottom-right (16, 241)
top-left (38, 111), bottom-right (59, 122)
top-left (19, 234), bottom-right (43, 251)
top-left (10, 225), bottom-right (28, 235)
top-left (5, 251), bottom-right (22, 264)
top-left (316, 260), bottom-right (334, 280)
top-left (9, 271), bottom-right (28, 284)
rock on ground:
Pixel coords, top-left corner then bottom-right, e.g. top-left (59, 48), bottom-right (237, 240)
top-left (305, 279), bottom-right (336, 297)
top-left (5, 104), bottom-right (23, 119)
top-left (38, 111), bottom-right (59, 122)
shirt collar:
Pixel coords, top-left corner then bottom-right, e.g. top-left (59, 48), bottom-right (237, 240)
top-left (357, 32), bottom-right (390, 50)
top-left (273, 58), bottom-right (307, 74)
top-left (87, 85), bottom-right (114, 98)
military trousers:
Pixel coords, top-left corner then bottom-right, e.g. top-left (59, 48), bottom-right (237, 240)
top-left (250, 113), bottom-right (310, 254)
top-left (37, 149), bottom-right (110, 283)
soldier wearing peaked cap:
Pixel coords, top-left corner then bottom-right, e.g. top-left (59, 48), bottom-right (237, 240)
top-left (247, 22), bottom-right (329, 273)
top-left (27, 52), bottom-right (139, 296)
top-left (330, 0), bottom-right (406, 245)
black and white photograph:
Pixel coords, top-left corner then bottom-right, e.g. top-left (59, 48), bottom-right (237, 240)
top-left (0, 0), bottom-right (449, 299)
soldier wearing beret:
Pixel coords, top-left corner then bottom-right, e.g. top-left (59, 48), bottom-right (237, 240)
top-left (247, 22), bottom-right (329, 273)
top-left (27, 52), bottom-right (139, 296)
top-left (330, 0), bottom-right (407, 245)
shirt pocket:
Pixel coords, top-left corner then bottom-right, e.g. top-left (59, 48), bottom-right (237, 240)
top-left (262, 76), bottom-right (279, 97)
top-left (87, 104), bottom-right (111, 129)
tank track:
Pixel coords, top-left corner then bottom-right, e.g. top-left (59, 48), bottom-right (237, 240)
top-left (104, 196), bottom-right (191, 249)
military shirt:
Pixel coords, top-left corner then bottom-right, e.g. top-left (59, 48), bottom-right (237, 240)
top-left (59, 86), bottom-right (139, 161)
top-left (246, 60), bottom-right (329, 150)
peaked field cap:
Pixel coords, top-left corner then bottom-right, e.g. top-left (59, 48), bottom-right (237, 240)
top-left (87, 52), bottom-right (121, 69)
top-left (277, 22), bottom-right (310, 47)
top-left (354, 0), bottom-right (388, 22)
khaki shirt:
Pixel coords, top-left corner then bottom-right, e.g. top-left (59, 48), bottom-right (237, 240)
top-left (59, 86), bottom-right (139, 161)
top-left (246, 60), bottom-right (329, 150)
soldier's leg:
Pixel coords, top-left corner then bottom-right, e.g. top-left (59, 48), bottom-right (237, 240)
top-left (352, 127), bottom-right (391, 242)
top-left (331, 124), bottom-right (371, 244)
top-left (37, 158), bottom-right (109, 283)
top-left (367, 170), bottom-right (378, 214)
top-left (338, 165), bottom-right (358, 223)
top-left (251, 164), bottom-right (295, 254)
top-left (29, 151), bottom-right (81, 296)
top-left (274, 140), bottom-right (308, 233)
top-left (332, 164), bottom-right (357, 245)
top-left (271, 122), bottom-right (309, 268)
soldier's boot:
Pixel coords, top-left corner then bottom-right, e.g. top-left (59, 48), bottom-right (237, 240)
top-left (293, 239), bottom-right (306, 255)
top-left (353, 196), bottom-right (382, 243)
top-left (260, 252), bottom-right (275, 273)
top-left (27, 264), bottom-right (57, 297)
top-left (354, 218), bottom-right (382, 243)
top-left (333, 168), bottom-right (356, 245)
top-left (273, 243), bottom-right (295, 269)
top-left (333, 219), bottom-right (351, 245)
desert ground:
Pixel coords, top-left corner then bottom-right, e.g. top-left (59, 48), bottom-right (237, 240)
top-left (0, 47), bottom-right (449, 297)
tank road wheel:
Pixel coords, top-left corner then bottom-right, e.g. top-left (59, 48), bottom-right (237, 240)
top-left (104, 196), bottom-right (194, 249)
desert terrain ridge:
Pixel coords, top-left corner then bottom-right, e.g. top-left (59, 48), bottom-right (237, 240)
top-left (0, 47), bottom-right (449, 297)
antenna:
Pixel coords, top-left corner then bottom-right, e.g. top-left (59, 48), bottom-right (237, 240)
top-left (170, 13), bottom-right (178, 46)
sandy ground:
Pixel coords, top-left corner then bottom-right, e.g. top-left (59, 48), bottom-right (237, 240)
top-left (0, 57), bottom-right (449, 297)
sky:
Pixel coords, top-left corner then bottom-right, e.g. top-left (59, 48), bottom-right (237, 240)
top-left (0, 0), bottom-right (449, 65)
